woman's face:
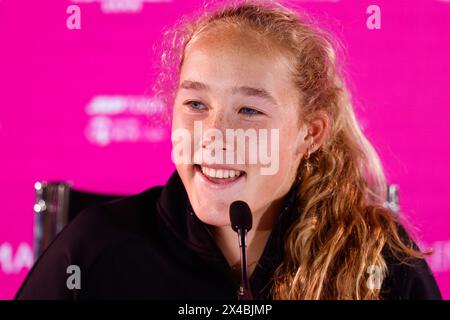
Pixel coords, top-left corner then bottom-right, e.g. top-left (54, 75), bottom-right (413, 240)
top-left (172, 30), bottom-right (308, 227)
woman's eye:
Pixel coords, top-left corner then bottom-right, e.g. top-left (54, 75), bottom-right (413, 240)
top-left (239, 107), bottom-right (263, 116)
top-left (185, 101), bottom-right (206, 111)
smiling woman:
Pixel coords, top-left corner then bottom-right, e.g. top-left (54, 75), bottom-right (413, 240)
top-left (15, 0), bottom-right (441, 300)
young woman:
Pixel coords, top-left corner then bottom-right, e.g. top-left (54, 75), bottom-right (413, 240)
top-left (16, 0), bottom-right (441, 300)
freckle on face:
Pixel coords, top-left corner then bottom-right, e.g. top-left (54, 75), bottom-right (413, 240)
top-left (172, 32), bottom-right (302, 227)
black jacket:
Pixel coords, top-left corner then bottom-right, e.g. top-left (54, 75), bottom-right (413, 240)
top-left (16, 170), bottom-right (442, 300)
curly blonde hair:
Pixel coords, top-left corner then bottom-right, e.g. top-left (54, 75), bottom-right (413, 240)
top-left (153, 0), bottom-right (427, 299)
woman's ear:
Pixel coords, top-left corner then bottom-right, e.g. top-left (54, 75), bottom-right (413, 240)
top-left (294, 110), bottom-right (330, 155)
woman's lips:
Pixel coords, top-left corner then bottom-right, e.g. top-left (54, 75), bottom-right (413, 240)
top-left (194, 164), bottom-right (245, 188)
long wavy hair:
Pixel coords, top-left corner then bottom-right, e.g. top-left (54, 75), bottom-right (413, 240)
top-left (153, 0), bottom-right (427, 299)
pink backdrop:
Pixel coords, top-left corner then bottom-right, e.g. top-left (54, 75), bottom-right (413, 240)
top-left (0, 0), bottom-right (449, 299)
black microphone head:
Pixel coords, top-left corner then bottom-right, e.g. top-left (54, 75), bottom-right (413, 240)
top-left (229, 200), bottom-right (252, 232)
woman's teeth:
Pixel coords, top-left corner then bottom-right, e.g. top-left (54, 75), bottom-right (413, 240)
top-left (200, 166), bottom-right (243, 179)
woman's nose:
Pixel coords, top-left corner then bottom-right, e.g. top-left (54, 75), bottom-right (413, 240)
top-left (204, 109), bottom-right (233, 133)
top-left (201, 110), bottom-right (233, 148)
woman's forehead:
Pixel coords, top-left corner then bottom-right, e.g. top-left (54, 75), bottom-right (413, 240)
top-left (180, 39), bottom-right (294, 92)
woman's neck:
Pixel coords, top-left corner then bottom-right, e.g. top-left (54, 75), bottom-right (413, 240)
top-left (210, 198), bottom-right (284, 279)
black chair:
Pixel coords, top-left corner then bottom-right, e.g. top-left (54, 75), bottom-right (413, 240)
top-left (33, 181), bottom-right (124, 261)
top-left (385, 184), bottom-right (399, 214)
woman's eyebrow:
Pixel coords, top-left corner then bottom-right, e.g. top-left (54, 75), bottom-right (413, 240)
top-left (179, 80), bottom-right (279, 107)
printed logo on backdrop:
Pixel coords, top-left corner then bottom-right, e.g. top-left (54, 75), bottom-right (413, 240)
top-left (84, 95), bottom-right (168, 146)
top-left (0, 242), bottom-right (33, 275)
top-left (70, 0), bottom-right (172, 13)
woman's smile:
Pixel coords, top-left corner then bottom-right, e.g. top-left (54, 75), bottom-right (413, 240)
top-left (193, 163), bottom-right (247, 190)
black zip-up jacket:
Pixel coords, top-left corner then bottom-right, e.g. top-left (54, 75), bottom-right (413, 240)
top-left (15, 170), bottom-right (442, 300)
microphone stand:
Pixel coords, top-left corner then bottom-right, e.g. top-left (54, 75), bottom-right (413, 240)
top-left (229, 200), bottom-right (253, 300)
top-left (237, 228), bottom-right (252, 300)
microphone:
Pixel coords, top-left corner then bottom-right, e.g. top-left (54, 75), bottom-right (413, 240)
top-left (229, 200), bottom-right (253, 300)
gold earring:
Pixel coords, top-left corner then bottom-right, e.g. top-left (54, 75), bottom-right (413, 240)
top-left (304, 142), bottom-right (315, 172)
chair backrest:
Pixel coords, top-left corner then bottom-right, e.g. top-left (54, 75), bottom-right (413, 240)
top-left (33, 181), bottom-right (123, 261)
top-left (385, 184), bottom-right (400, 214)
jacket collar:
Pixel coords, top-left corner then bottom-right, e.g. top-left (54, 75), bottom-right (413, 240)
top-left (156, 170), bottom-right (301, 297)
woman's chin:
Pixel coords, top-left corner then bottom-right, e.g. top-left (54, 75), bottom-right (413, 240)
top-left (193, 206), bottom-right (231, 227)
